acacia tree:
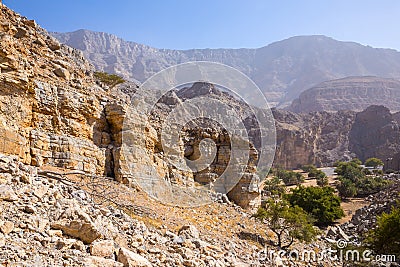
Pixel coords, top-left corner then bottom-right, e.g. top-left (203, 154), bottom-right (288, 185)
top-left (364, 157), bottom-right (384, 168)
top-left (287, 186), bottom-right (344, 225)
top-left (254, 199), bottom-right (317, 248)
top-left (337, 178), bottom-right (357, 199)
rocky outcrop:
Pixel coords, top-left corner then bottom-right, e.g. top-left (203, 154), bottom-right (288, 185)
top-left (0, 6), bottom-right (111, 175)
top-left (289, 76), bottom-right (400, 113)
top-left (273, 109), bottom-right (356, 168)
top-left (53, 30), bottom-right (400, 107)
top-left (0, 5), bottom-right (265, 210)
top-left (349, 105), bottom-right (400, 162)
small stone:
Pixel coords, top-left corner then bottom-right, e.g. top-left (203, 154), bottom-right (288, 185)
top-left (19, 173), bottom-right (32, 184)
top-left (23, 19), bottom-right (37, 28)
top-left (53, 67), bottom-right (70, 79)
top-left (148, 248), bottom-right (161, 254)
top-left (85, 256), bottom-right (123, 267)
top-left (14, 27), bottom-right (28, 38)
top-left (33, 185), bottom-right (49, 199)
top-left (72, 240), bottom-right (86, 251)
top-left (51, 219), bottom-right (102, 244)
top-left (48, 229), bottom-right (63, 237)
top-left (24, 205), bottom-right (36, 214)
top-left (90, 240), bottom-right (115, 258)
top-left (33, 38), bottom-right (46, 46)
top-left (117, 247), bottom-right (152, 267)
top-left (0, 185), bottom-right (18, 201)
top-left (0, 233), bottom-right (5, 246)
top-left (47, 39), bottom-right (61, 51)
top-left (178, 225), bottom-right (200, 239)
top-left (0, 221), bottom-right (14, 234)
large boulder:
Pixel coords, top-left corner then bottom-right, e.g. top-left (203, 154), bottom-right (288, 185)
top-left (117, 247), bottom-right (152, 267)
top-left (51, 219), bottom-right (102, 244)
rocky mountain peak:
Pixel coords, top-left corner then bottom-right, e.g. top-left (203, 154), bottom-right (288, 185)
top-left (53, 29), bottom-right (400, 108)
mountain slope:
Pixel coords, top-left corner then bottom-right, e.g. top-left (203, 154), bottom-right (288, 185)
top-left (53, 30), bottom-right (400, 107)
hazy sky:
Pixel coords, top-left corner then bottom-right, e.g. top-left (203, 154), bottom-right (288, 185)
top-left (4, 0), bottom-right (400, 50)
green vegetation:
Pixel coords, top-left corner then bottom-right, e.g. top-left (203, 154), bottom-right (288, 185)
top-left (366, 204), bottom-right (400, 257)
top-left (337, 178), bottom-right (357, 199)
top-left (335, 160), bottom-right (390, 198)
top-left (301, 164), bottom-right (316, 173)
top-left (254, 199), bottom-right (317, 248)
top-left (351, 158), bottom-right (363, 165)
top-left (94, 71), bottom-right (125, 88)
top-left (263, 176), bottom-right (286, 197)
top-left (286, 186), bottom-right (344, 225)
top-left (316, 172), bottom-right (329, 187)
top-left (275, 168), bottom-right (304, 186)
top-left (303, 165), bottom-right (329, 187)
top-left (364, 157), bottom-right (384, 168)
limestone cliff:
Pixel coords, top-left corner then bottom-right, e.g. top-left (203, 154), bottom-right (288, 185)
top-left (273, 109), bottom-right (356, 169)
top-left (289, 76), bottom-right (400, 113)
top-left (0, 6), bottom-right (262, 209)
top-left (349, 105), bottom-right (400, 162)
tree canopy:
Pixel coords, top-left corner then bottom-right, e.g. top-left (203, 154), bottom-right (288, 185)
top-left (254, 199), bottom-right (317, 248)
top-left (286, 186), bottom-right (344, 225)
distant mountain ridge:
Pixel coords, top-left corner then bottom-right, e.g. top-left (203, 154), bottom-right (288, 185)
top-left (52, 30), bottom-right (400, 107)
top-left (289, 76), bottom-right (400, 113)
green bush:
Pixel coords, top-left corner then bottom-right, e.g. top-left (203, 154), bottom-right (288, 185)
top-left (336, 161), bottom-right (390, 198)
top-left (335, 161), bottom-right (364, 183)
top-left (367, 204), bottom-right (400, 257)
top-left (356, 176), bottom-right (390, 196)
top-left (94, 71), bottom-right (125, 88)
top-left (351, 158), bottom-right (363, 165)
top-left (301, 164), bottom-right (317, 173)
top-left (263, 176), bottom-right (286, 197)
top-left (316, 172), bottom-right (329, 187)
top-left (364, 157), bottom-right (384, 168)
top-left (337, 178), bottom-right (357, 199)
top-left (275, 169), bottom-right (304, 186)
top-left (286, 186), bottom-right (344, 226)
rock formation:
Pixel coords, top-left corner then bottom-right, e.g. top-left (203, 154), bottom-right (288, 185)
top-left (0, 6), bottom-right (263, 209)
top-left (273, 109), bottom-right (356, 168)
top-left (289, 76), bottom-right (400, 113)
top-left (349, 105), bottom-right (400, 162)
top-left (52, 30), bottom-right (400, 107)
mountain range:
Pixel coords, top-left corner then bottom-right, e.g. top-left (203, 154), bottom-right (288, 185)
top-left (53, 30), bottom-right (400, 108)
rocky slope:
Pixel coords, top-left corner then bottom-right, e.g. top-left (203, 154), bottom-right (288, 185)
top-left (289, 76), bottom-right (400, 113)
top-left (52, 30), bottom-right (400, 107)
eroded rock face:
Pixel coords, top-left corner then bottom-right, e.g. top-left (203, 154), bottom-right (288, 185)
top-left (0, 6), bottom-right (110, 175)
top-left (349, 105), bottom-right (400, 162)
top-left (273, 109), bottom-right (356, 168)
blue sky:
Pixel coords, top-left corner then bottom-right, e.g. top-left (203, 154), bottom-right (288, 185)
top-left (4, 0), bottom-right (400, 50)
